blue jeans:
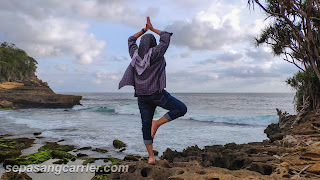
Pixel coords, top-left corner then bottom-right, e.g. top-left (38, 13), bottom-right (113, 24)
top-left (137, 90), bottom-right (187, 145)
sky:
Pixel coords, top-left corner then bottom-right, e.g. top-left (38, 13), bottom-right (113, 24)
top-left (0, 0), bottom-right (299, 93)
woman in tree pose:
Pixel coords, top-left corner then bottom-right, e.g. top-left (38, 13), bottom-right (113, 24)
top-left (119, 17), bottom-right (187, 164)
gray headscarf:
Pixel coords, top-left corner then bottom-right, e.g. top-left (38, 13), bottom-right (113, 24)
top-left (138, 34), bottom-right (157, 58)
top-left (130, 34), bottom-right (157, 75)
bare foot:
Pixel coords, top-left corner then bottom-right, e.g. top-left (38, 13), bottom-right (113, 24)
top-left (151, 120), bottom-right (159, 139)
top-left (148, 156), bottom-right (156, 165)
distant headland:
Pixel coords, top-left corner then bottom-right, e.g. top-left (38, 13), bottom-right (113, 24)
top-left (0, 42), bottom-right (81, 109)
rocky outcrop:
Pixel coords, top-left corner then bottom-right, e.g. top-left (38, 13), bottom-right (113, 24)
top-left (100, 109), bottom-right (320, 179)
top-left (104, 160), bottom-right (278, 180)
top-left (0, 79), bottom-right (81, 108)
top-left (113, 139), bottom-right (127, 149)
top-left (0, 100), bottom-right (13, 108)
top-left (1, 171), bottom-right (32, 180)
top-left (265, 108), bottom-right (320, 142)
top-left (155, 108), bottom-right (320, 179)
top-left (0, 136), bottom-right (35, 164)
top-left (160, 142), bottom-right (285, 176)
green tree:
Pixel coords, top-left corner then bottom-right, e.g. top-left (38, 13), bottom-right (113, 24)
top-left (0, 42), bottom-right (38, 83)
top-left (286, 68), bottom-right (320, 111)
top-left (248, 0), bottom-right (320, 116)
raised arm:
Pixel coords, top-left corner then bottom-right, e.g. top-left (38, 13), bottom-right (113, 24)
top-left (147, 17), bottom-right (173, 60)
top-left (147, 17), bottom-right (162, 35)
top-left (128, 23), bottom-right (148, 58)
top-left (133, 23), bottom-right (148, 39)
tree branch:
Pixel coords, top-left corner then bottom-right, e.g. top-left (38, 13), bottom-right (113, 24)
top-left (284, 51), bottom-right (305, 71)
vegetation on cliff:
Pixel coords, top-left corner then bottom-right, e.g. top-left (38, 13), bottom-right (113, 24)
top-left (0, 42), bottom-right (37, 83)
top-left (248, 0), bottom-right (320, 119)
top-left (0, 42), bottom-right (82, 108)
top-left (286, 68), bottom-right (320, 112)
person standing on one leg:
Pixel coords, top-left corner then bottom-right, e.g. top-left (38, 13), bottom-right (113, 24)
top-left (119, 17), bottom-right (187, 165)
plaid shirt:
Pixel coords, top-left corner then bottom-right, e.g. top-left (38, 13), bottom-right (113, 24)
top-left (119, 31), bottom-right (173, 96)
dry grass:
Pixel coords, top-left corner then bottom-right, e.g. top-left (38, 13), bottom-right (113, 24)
top-left (0, 82), bottom-right (24, 89)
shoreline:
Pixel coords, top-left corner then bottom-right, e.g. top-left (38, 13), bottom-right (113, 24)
top-left (0, 132), bottom-right (145, 180)
top-left (1, 109), bottom-right (319, 179)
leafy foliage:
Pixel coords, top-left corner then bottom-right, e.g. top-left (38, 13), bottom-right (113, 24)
top-left (0, 42), bottom-right (37, 83)
top-left (286, 68), bottom-right (320, 111)
top-left (249, 0), bottom-right (320, 112)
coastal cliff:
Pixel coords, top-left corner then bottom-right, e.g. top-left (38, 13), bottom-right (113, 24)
top-left (0, 42), bottom-right (81, 109)
top-left (0, 76), bottom-right (82, 109)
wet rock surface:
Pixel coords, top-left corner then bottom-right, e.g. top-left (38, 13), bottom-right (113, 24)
top-left (0, 135), bottom-right (34, 164)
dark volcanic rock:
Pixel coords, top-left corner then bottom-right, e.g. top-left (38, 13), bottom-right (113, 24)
top-left (0, 85), bottom-right (82, 108)
top-left (124, 155), bottom-right (139, 161)
top-left (0, 137), bottom-right (35, 165)
top-left (113, 139), bottom-right (127, 149)
top-left (265, 108), bottom-right (320, 142)
top-left (264, 123), bottom-right (284, 142)
top-left (161, 142), bottom-right (285, 175)
top-left (77, 153), bottom-right (88, 157)
top-left (103, 160), bottom-right (275, 180)
top-left (1, 171), bottom-right (32, 180)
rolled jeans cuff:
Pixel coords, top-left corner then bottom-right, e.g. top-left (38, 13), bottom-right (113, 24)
top-left (144, 139), bottom-right (153, 145)
top-left (164, 113), bottom-right (172, 121)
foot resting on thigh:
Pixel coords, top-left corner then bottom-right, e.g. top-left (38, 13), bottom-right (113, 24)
top-left (151, 116), bottom-right (168, 139)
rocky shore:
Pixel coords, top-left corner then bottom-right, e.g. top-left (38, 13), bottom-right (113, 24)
top-left (1, 109), bottom-right (320, 179)
top-left (104, 109), bottom-right (320, 179)
top-left (0, 76), bottom-right (81, 109)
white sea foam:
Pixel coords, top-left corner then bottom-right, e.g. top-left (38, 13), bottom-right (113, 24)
top-left (0, 93), bottom-right (294, 157)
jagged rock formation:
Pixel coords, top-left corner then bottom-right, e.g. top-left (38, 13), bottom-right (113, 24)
top-left (0, 75), bottom-right (81, 108)
top-left (265, 108), bottom-right (320, 142)
top-left (106, 160), bottom-right (277, 180)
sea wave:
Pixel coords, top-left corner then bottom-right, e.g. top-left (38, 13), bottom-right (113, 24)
top-left (0, 110), bottom-right (10, 115)
top-left (71, 105), bottom-right (278, 126)
top-left (182, 114), bottom-right (278, 126)
top-left (72, 105), bottom-right (116, 113)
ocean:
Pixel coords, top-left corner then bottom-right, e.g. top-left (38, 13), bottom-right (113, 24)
top-left (0, 92), bottom-right (295, 157)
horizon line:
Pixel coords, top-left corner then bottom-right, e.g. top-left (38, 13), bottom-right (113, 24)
top-left (56, 91), bottom-right (295, 94)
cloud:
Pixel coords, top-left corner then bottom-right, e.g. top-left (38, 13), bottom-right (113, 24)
top-left (93, 70), bottom-right (120, 85)
top-left (55, 64), bottom-right (68, 72)
top-left (180, 53), bottom-right (192, 59)
top-left (199, 51), bottom-right (243, 65)
top-left (170, 52), bottom-right (192, 59)
top-left (221, 66), bottom-right (279, 78)
top-left (165, 18), bottom-right (246, 50)
top-left (110, 56), bottom-right (129, 62)
top-left (170, 0), bottom-right (216, 8)
top-left (165, 58), bottom-right (296, 92)
top-left (245, 47), bottom-right (274, 62)
top-left (0, 0), bottom-right (296, 93)
top-left (72, 0), bottom-right (158, 27)
top-left (164, 2), bottom-right (253, 51)
top-left (163, 1), bottom-right (268, 53)
top-left (0, 0), bottom-right (156, 65)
